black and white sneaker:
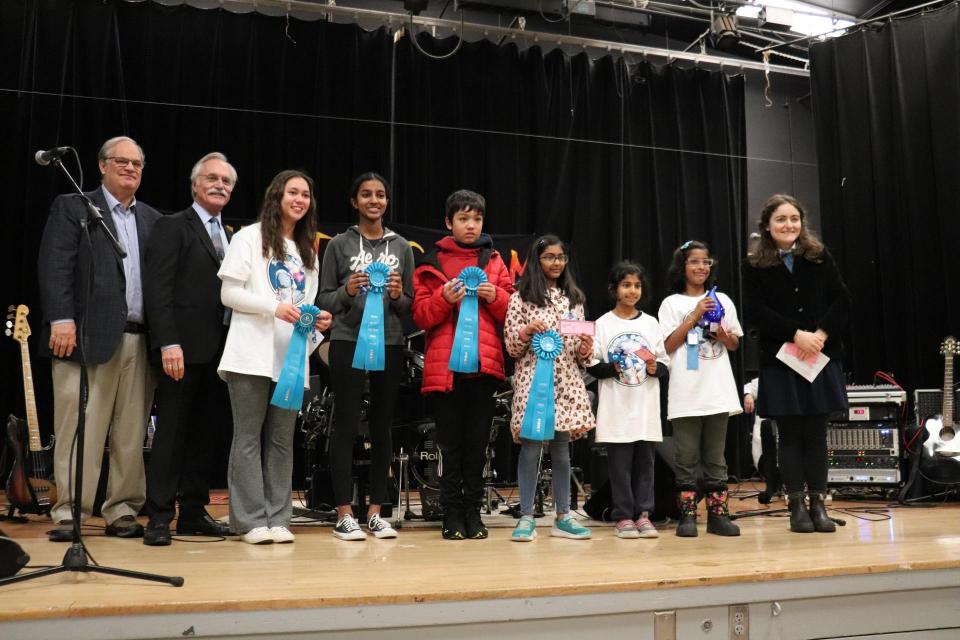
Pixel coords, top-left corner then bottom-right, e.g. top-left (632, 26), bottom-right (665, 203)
top-left (367, 514), bottom-right (398, 539)
top-left (333, 514), bottom-right (367, 541)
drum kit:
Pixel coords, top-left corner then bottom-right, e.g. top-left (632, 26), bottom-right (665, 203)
top-left (300, 332), bottom-right (520, 526)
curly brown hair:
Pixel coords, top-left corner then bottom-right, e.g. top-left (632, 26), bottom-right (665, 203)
top-left (747, 194), bottom-right (824, 268)
top-left (258, 170), bottom-right (318, 271)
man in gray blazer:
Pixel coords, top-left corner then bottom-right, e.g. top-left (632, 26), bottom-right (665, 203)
top-left (38, 136), bottom-right (161, 542)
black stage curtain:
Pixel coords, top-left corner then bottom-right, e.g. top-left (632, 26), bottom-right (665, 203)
top-left (809, 2), bottom-right (960, 392)
top-left (0, 1), bottom-right (746, 469)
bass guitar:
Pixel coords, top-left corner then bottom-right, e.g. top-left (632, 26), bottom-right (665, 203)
top-left (4, 304), bottom-right (57, 515)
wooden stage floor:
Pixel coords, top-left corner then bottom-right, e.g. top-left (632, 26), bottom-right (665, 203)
top-left (2, 485), bottom-right (960, 639)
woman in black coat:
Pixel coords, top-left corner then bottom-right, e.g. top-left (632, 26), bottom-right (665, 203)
top-left (742, 194), bottom-right (852, 534)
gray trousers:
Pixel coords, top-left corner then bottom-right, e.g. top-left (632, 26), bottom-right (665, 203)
top-left (224, 372), bottom-right (297, 534)
top-left (670, 412), bottom-right (729, 487)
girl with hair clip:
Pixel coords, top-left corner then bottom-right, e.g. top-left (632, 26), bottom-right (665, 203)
top-left (742, 194), bottom-right (851, 534)
top-left (658, 240), bottom-right (743, 538)
top-left (218, 170), bottom-right (332, 544)
top-left (587, 261), bottom-right (669, 539)
top-left (504, 234), bottom-right (595, 542)
top-left (317, 172), bottom-right (415, 542)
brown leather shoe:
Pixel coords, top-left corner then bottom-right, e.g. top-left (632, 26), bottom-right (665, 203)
top-left (105, 515), bottom-right (145, 538)
top-left (48, 520), bottom-right (74, 543)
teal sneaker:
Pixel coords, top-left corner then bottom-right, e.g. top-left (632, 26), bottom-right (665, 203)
top-left (511, 516), bottom-right (537, 542)
top-left (551, 514), bottom-right (592, 539)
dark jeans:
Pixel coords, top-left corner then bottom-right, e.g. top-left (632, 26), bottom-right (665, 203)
top-left (775, 414), bottom-right (828, 494)
top-left (432, 375), bottom-right (499, 511)
top-left (328, 341), bottom-right (402, 508)
top-left (606, 440), bottom-right (656, 521)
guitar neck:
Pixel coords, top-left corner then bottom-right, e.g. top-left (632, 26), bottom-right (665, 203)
top-left (19, 341), bottom-right (42, 452)
top-left (944, 353), bottom-right (955, 427)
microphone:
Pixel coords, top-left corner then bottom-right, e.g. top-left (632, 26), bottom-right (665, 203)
top-left (34, 146), bottom-right (73, 166)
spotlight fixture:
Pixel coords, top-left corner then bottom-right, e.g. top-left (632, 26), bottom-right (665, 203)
top-left (711, 11), bottom-right (740, 51)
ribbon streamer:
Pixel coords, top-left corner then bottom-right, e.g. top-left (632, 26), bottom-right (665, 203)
top-left (271, 304), bottom-right (320, 410)
top-left (448, 266), bottom-right (488, 373)
top-left (520, 329), bottom-right (564, 441)
top-left (353, 261), bottom-right (391, 371)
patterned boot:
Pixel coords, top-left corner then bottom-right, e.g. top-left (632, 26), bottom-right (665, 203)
top-left (676, 488), bottom-right (699, 537)
top-left (705, 486), bottom-right (740, 537)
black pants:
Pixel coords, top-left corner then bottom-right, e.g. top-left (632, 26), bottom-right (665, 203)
top-left (328, 341), bottom-right (402, 508)
top-left (145, 360), bottom-right (229, 524)
top-left (775, 414), bottom-right (828, 494)
top-left (432, 375), bottom-right (499, 511)
top-left (606, 440), bottom-right (656, 521)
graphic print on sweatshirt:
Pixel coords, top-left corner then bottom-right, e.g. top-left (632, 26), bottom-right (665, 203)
top-left (607, 332), bottom-right (657, 386)
top-left (348, 246), bottom-right (400, 273)
top-left (268, 253), bottom-right (307, 304)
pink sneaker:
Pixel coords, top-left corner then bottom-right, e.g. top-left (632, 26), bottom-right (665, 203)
top-left (635, 514), bottom-right (659, 538)
top-left (615, 519), bottom-right (640, 539)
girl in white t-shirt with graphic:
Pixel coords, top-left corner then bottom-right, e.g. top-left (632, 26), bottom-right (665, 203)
top-left (218, 170), bottom-right (331, 545)
top-left (588, 261), bottom-right (668, 539)
top-left (658, 241), bottom-right (742, 538)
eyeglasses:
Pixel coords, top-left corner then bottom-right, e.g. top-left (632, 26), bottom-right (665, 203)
top-left (105, 156), bottom-right (145, 170)
top-left (540, 254), bottom-right (569, 264)
top-left (686, 258), bottom-right (715, 267)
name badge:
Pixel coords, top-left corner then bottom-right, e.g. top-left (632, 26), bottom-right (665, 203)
top-left (686, 328), bottom-right (701, 345)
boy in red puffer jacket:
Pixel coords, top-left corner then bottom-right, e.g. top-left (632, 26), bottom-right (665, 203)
top-left (413, 190), bottom-right (514, 540)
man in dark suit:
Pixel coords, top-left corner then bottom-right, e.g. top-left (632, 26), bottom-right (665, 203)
top-left (38, 136), bottom-right (160, 542)
top-left (141, 152), bottom-right (237, 545)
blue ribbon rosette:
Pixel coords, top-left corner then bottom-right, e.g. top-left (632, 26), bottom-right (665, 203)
top-left (519, 329), bottom-right (564, 441)
top-left (352, 261), bottom-right (391, 371)
top-left (271, 304), bottom-right (320, 410)
top-left (448, 266), bottom-right (488, 373)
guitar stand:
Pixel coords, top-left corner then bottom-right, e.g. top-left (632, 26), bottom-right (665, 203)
top-left (0, 156), bottom-right (182, 588)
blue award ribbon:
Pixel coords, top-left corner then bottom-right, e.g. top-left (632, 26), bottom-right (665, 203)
top-left (686, 325), bottom-right (702, 371)
top-left (702, 286), bottom-right (725, 324)
top-left (448, 266), bottom-right (488, 373)
top-left (271, 304), bottom-right (320, 410)
top-left (519, 329), bottom-right (564, 441)
top-left (352, 261), bottom-right (391, 371)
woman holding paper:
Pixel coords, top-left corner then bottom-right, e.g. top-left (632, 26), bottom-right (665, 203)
top-left (218, 170), bottom-right (331, 544)
top-left (742, 194), bottom-right (851, 534)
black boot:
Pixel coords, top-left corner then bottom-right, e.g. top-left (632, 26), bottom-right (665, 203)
top-left (788, 492), bottom-right (814, 533)
top-left (441, 506), bottom-right (465, 540)
top-left (808, 493), bottom-right (836, 533)
top-left (464, 506), bottom-right (488, 539)
top-left (676, 488), bottom-right (699, 537)
top-left (705, 486), bottom-right (740, 537)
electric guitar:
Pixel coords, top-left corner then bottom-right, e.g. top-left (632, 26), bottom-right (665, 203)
top-left (922, 336), bottom-right (960, 459)
top-left (4, 304), bottom-right (57, 514)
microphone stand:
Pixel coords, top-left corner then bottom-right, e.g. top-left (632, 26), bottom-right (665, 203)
top-left (0, 155), bottom-right (182, 587)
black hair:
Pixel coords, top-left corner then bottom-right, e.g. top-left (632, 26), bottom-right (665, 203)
top-left (348, 172), bottom-right (391, 205)
top-left (517, 234), bottom-right (586, 307)
top-left (666, 240), bottom-right (718, 294)
top-left (445, 189), bottom-right (486, 221)
top-left (607, 260), bottom-right (651, 310)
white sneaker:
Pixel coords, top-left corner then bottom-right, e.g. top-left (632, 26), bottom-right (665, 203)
top-left (269, 526), bottom-right (295, 543)
top-left (333, 514), bottom-right (367, 541)
top-left (367, 514), bottom-right (398, 539)
top-left (241, 526), bottom-right (273, 545)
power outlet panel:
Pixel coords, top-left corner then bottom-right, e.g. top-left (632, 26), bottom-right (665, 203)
top-left (729, 604), bottom-right (749, 639)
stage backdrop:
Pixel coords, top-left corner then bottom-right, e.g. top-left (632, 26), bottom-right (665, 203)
top-left (809, 2), bottom-right (960, 394)
top-left (0, 0), bottom-right (746, 472)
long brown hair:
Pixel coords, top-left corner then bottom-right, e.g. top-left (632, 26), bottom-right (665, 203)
top-left (748, 194), bottom-right (825, 268)
top-left (258, 170), bottom-right (318, 270)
